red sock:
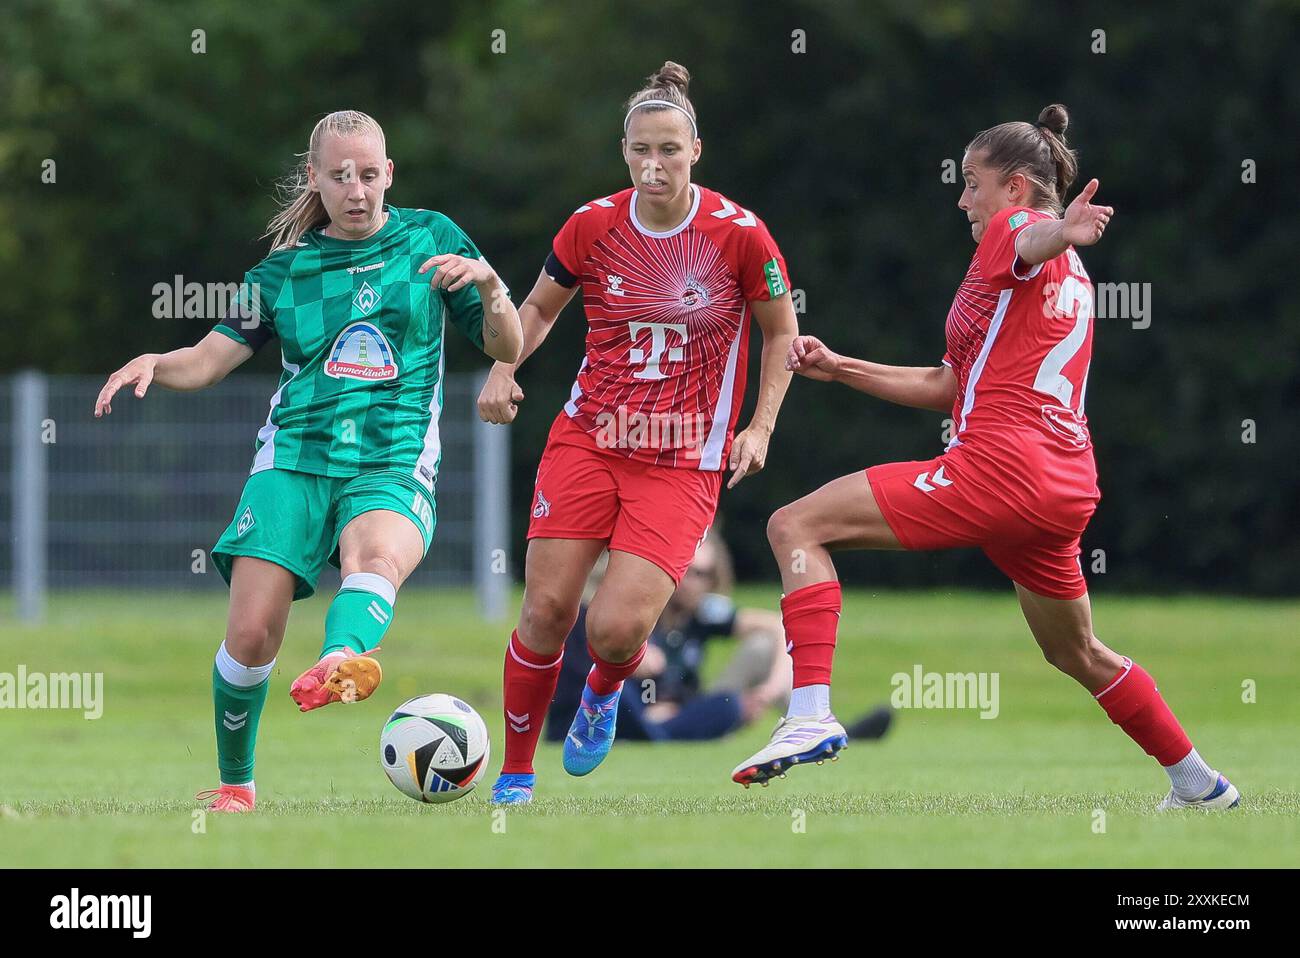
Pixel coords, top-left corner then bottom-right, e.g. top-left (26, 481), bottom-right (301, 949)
top-left (501, 631), bottom-right (563, 775)
top-left (586, 642), bottom-right (646, 696)
top-left (781, 580), bottom-right (842, 688)
top-left (1093, 657), bottom-right (1193, 766)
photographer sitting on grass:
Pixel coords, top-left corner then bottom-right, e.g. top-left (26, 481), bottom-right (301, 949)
top-left (545, 536), bottom-right (893, 743)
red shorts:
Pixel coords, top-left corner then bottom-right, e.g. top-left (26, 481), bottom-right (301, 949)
top-left (866, 444), bottom-right (1098, 600)
top-left (526, 414), bottom-right (723, 584)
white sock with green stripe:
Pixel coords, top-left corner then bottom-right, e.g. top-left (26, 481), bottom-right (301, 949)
top-left (320, 572), bottom-right (396, 659)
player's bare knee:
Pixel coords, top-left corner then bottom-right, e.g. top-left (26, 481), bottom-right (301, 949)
top-left (766, 505), bottom-right (803, 551)
top-left (585, 609), bottom-right (648, 663)
top-left (519, 590), bottom-right (577, 652)
top-left (354, 552), bottom-right (404, 589)
top-left (225, 618), bottom-right (280, 665)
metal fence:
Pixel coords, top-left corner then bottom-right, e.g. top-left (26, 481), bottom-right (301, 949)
top-left (3, 372), bottom-right (509, 619)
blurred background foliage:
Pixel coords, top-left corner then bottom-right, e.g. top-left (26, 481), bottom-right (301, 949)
top-left (3, 0), bottom-right (1297, 593)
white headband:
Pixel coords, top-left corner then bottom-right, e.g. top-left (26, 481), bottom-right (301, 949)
top-left (623, 99), bottom-right (698, 141)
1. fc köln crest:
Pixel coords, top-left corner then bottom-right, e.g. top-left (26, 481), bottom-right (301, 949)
top-left (325, 321), bottom-right (399, 381)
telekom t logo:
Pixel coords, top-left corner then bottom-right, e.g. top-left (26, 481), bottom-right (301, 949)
top-left (628, 321), bottom-right (687, 380)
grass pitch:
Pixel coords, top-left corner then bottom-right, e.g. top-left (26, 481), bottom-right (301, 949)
top-left (2, 587), bottom-right (1297, 867)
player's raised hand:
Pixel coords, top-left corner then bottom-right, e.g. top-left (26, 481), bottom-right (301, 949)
top-left (419, 253), bottom-right (495, 293)
top-left (477, 363), bottom-right (525, 424)
top-left (786, 335), bottom-right (842, 382)
top-left (1061, 178), bottom-right (1113, 247)
top-left (94, 354), bottom-right (158, 418)
top-left (726, 425), bottom-right (770, 490)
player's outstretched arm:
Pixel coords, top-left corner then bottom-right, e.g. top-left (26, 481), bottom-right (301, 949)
top-left (1015, 178), bottom-right (1114, 267)
top-left (727, 294), bottom-right (798, 489)
top-left (93, 331), bottom-right (253, 418)
top-left (786, 335), bottom-right (956, 413)
top-left (476, 268), bottom-right (577, 424)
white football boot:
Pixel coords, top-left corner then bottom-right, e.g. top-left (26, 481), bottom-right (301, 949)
top-left (731, 714), bottom-right (848, 788)
top-left (1157, 772), bottom-right (1241, 811)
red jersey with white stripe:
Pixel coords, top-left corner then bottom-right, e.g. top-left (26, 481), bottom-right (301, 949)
top-left (943, 206), bottom-right (1098, 486)
top-left (546, 185), bottom-right (790, 470)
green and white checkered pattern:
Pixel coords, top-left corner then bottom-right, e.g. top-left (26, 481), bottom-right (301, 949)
top-left (215, 206), bottom-right (487, 492)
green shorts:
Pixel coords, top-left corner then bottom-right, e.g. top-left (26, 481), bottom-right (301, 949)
top-left (212, 467), bottom-right (436, 600)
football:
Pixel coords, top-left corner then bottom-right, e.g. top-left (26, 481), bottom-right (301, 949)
top-left (379, 694), bottom-right (490, 804)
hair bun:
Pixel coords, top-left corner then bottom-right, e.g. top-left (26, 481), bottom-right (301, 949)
top-left (651, 60), bottom-right (691, 92)
top-left (1037, 103), bottom-right (1069, 136)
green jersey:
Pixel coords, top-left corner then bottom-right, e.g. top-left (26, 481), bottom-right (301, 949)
top-left (215, 206), bottom-right (487, 493)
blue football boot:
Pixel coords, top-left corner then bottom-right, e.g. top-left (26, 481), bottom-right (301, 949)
top-left (562, 682), bottom-right (622, 776)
